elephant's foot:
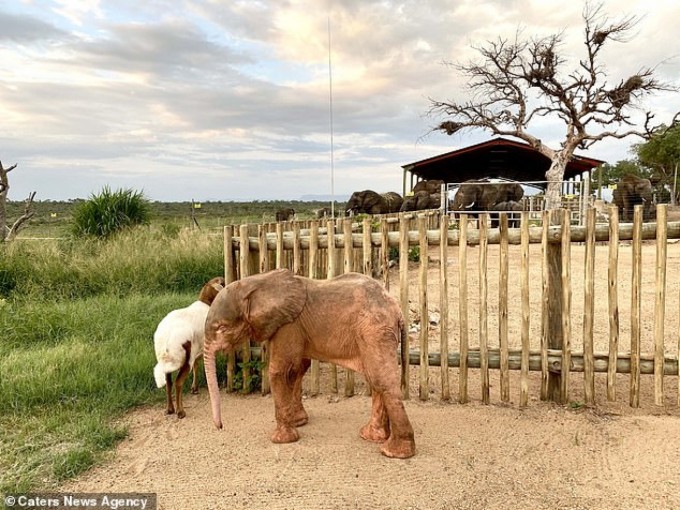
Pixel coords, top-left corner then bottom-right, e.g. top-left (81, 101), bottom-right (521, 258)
top-left (380, 435), bottom-right (416, 459)
top-left (360, 423), bottom-right (389, 443)
top-left (292, 408), bottom-right (308, 427)
top-left (271, 424), bottom-right (300, 443)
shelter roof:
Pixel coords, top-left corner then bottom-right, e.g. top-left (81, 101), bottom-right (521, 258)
top-left (402, 137), bottom-right (605, 186)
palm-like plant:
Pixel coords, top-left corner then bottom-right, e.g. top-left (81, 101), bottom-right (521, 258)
top-left (72, 187), bottom-right (150, 238)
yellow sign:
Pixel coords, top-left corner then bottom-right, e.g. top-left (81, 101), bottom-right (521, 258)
top-left (50, 213), bottom-right (57, 218)
top-left (193, 203), bottom-right (202, 209)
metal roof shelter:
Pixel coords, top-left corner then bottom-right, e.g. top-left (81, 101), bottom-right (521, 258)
top-left (402, 137), bottom-right (605, 194)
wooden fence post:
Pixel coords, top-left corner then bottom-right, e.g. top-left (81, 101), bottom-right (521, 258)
top-left (547, 210), bottom-right (564, 403)
top-left (654, 204), bottom-right (667, 406)
top-left (399, 215), bottom-right (410, 399)
top-left (440, 212), bottom-right (450, 401)
top-left (239, 225), bottom-right (252, 392)
top-left (607, 205), bottom-right (620, 401)
top-left (309, 221), bottom-right (320, 396)
top-left (458, 213), bottom-right (469, 404)
top-left (418, 215), bottom-right (429, 401)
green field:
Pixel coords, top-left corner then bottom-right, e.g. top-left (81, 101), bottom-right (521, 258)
top-left (5, 199), bottom-right (339, 238)
top-left (0, 201), bottom-right (340, 495)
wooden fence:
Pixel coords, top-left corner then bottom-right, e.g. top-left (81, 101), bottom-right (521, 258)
top-left (222, 204), bottom-right (680, 408)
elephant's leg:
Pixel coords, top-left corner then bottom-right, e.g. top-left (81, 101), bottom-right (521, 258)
top-left (379, 390), bottom-right (416, 459)
top-left (165, 373), bottom-right (175, 415)
top-left (362, 349), bottom-right (416, 459)
top-left (174, 342), bottom-right (192, 419)
top-left (291, 358), bottom-right (311, 427)
top-left (268, 359), bottom-right (301, 443)
top-left (359, 390), bottom-right (390, 442)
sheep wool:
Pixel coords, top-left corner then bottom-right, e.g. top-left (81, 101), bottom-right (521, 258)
top-left (153, 301), bottom-right (211, 388)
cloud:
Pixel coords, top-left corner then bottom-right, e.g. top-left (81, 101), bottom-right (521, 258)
top-left (0, 1), bottom-right (678, 202)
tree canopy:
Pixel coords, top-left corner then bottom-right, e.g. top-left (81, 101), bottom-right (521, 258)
top-left (429, 2), bottom-right (678, 209)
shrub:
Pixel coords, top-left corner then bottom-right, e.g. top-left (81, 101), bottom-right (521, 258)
top-left (71, 187), bottom-right (150, 238)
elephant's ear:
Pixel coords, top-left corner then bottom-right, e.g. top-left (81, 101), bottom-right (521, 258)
top-left (239, 269), bottom-right (307, 341)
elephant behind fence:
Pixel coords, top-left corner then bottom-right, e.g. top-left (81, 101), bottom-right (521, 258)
top-left (346, 190), bottom-right (403, 215)
top-left (612, 175), bottom-right (655, 222)
top-left (275, 208), bottom-right (296, 222)
top-left (451, 179), bottom-right (524, 213)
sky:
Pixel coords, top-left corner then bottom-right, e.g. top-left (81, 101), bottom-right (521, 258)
top-left (1, 0), bottom-right (679, 202)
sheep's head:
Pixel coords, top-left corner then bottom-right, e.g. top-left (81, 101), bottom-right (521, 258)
top-left (198, 277), bottom-right (226, 306)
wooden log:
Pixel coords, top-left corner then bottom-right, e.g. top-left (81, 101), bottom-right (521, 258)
top-left (583, 207), bottom-right (595, 404)
top-left (405, 349), bottom-right (679, 376)
top-left (440, 212), bottom-right (450, 401)
top-left (560, 209), bottom-right (572, 403)
top-left (520, 211), bottom-right (530, 408)
top-left (607, 206), bottom-right (620, 402)
top-left (233, 220), bottom-right (680, 251)
top-left (630, 206), bottom-right (642, 407)
top-left (654, 205), bottom-right (667, 406)
top-left (479, 214), bottom-right (490, 404)
top-left (418, 215), bottom-right (429, 401)
top-left (399, 215), bottom-right (410, 399)
top-left (499, 214), bottom-right (510, 403)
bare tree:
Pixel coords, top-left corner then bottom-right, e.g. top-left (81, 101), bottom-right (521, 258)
top-left (0, 159), bottom-right (36, 242)
top-left (429, 2), bottom-right (679, 209)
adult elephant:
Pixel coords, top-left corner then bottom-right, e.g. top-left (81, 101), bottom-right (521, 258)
top-left (491, 200), bottom-right (524, 228)
top-left (275, 208), bottom-right (295, 222)
top-left (612, 175), bottom-right (655, 222)
top-left (413, 179), bottom-right (445, 194)
top-left (203, 269), bottom-right (416, 459)
top-left (345, 190), bottom-right (403, 215)
top-left (451, 180), bottom-right (524, 212)
top-left (400, 191), bottom-right (442, 212)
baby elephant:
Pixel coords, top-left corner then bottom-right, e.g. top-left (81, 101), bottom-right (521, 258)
top-left (203, 269), bottom-right (416, 459)
top-left (153, 277), bottom-right (225, 418)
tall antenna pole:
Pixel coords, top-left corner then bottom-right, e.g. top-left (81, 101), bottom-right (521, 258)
top-left (328, 16), bottom-right (335, 217)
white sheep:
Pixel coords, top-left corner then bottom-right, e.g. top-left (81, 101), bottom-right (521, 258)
top-left (153, 276), bottom-right (225, 418)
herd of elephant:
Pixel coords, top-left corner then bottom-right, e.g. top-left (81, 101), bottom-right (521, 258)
top-left (275, 174), bottom-right (657, 223)
top-left (344, 178), bottom-right (526, 216)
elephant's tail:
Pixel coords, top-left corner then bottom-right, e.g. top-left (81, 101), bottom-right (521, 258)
top-left (399, 317), bottom-right (408, 366)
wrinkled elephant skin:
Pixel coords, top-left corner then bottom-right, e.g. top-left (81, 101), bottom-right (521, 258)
top-left (452, 180), bottom-right (524, 212)
top-left (612, 175), bottom-right (654, 222)
top-left (203, 269), bottom-right (416, 459)
top-left (346, 190), bottom-right (403, 215)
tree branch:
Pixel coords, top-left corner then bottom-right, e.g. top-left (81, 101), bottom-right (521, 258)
top-left (6, 191), bottom-right (36, 241)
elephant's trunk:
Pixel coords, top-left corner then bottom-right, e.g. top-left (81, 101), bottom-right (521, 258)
top-left (203, 347), bottom-right (223, 429)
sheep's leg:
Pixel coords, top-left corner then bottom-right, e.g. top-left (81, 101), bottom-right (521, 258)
top-left (174, 342), bottom-right (192, 419)
top-left (191, 356), bottom-right (202, 394)
top-left (165, 373), bottom-right (175, 415)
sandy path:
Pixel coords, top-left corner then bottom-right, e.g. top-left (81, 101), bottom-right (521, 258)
top-left (61, 388), bottom-right (680, 510)
top-left (61, 240), bottom-right (680, 509)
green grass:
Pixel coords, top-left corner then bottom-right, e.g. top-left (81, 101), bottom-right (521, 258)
top-left (6, 199), bottom-right (338, 238)
top-left (0, 223), bottom-right (238, 495)
top-left (0, 293), bottom-right (194, 494)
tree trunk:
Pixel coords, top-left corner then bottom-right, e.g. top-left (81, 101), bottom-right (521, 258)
top-left (544, 152), bottom-right (570, 403)
top-left (544, 152), bottom-right (569, 210)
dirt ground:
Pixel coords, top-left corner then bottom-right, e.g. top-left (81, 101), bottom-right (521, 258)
top-left (61, 242), bottom-right (680, 510)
